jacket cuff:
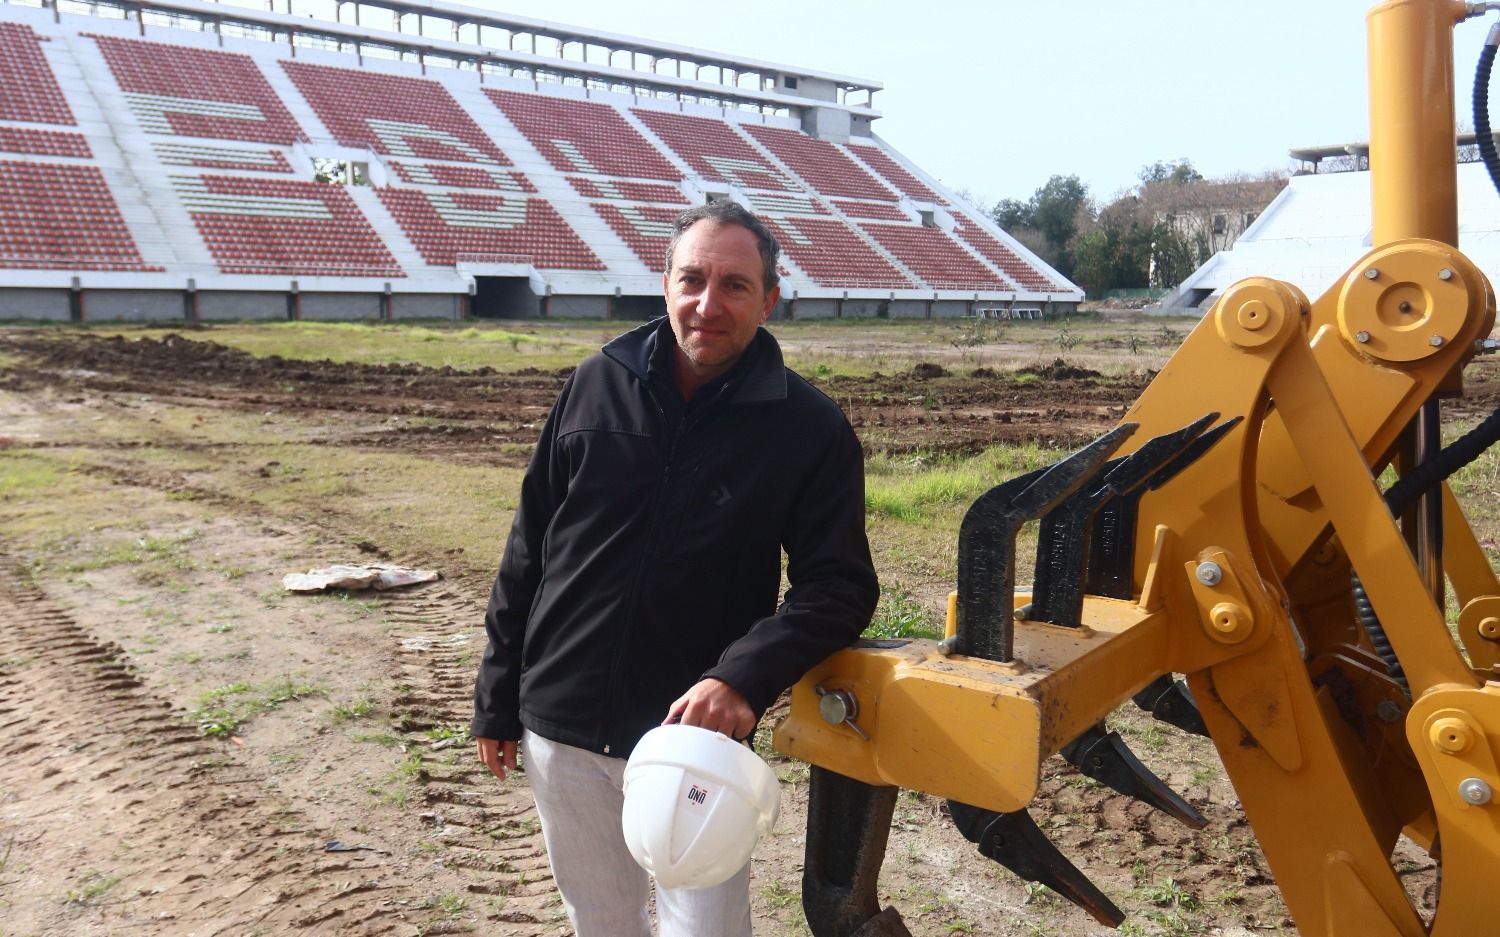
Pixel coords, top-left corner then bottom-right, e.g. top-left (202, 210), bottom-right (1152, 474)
top-left (470, 715), bottom-right (523, 742)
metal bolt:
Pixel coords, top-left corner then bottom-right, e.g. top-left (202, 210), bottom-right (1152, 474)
top-left (1479, 616), bottom-right (1500, 640)
top-left (816, 687), bottom-right (858, 726)
top-left (1364, 268), bottom-right (1380, 279)
top-left (1459, 777), bottom-right (1493, 805)
top-left (1478, 338), bottom-right (1499, 355)
top-left (1439, 267), bottom-right (1454, 281)
top-left (1195, 561), bottom-right (1223, 586)
top-left (1431, 717), bottom-right (1475, 754)
top-left (1355, 330), bottom-right (1371, 343)
top-left (1376, 699), bottom-right (1403, 724)
top-left (1430, 335), bottom-right (1445, 347)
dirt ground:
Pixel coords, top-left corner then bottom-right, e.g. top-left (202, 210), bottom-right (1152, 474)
top-left (3, 324), bottom-right (1486, 937)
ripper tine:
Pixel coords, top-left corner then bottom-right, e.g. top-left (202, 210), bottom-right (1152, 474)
top-left (1087, 415), bottom-right (1242, 599)
top-left (947, 801), bottom-right (1125, 928)
top-left (1028, 415), bottom-right (1215, 627)
top-left (802, 767), bottom-right (915, 937)
top-left (1059, 723), bottom-right (1208, 830)
top-left (1009, 422), bottom-right (1138, 517)
top-left (1133, 674), bottom-right (1211, 738)
top-left (955, 468), bottom-right (1046, 662)
top-left (956, 424), bottom-right (1138, 662)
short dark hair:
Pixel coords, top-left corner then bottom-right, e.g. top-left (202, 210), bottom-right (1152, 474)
top-left (664, 201), bottom-right (781, 295)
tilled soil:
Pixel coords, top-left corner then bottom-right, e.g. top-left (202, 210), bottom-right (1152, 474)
top-left (0, 331), bottom-right (1148, 462)
top-left (2, 327), bottom-right (1476, 936)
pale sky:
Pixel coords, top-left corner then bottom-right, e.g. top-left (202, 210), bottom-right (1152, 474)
top-left (455, 0), bottom-right (1496, 212)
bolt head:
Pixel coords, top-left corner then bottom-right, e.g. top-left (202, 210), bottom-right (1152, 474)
top-left (1355, 330), bottom-right (1371, 343)
top-left (818, 690), bottom-right (854, 726)
top-left (1430, 335), bottom-right (1445, 347)
top-left (1208, 602), bottom-right (1248, 637)
top-left (1195, 561), bottom-right (1223, 586)
top-left (1439, 267), bottom-right (1454, 281)
top-left (1364, 268), bottom-right (1380, 280)
top-left (1236, 299), bottom-right (1270, 331)
top-left (1460, 777), bottom-right (1493, 805)
top-left (1431, 717), bottom-right (1475, 754)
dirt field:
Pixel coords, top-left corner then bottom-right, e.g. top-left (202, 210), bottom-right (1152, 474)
top-left (1, 319), bottom-right (1491, 937)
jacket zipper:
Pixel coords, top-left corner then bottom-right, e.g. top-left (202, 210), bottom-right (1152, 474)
top-left (600, 385), bottom-right (684, 755)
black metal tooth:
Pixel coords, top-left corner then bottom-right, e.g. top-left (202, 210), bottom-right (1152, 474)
top-left (1059, 723), bottom-right (1207, 829)
top-left (802, 768), bottom-right (914, 937)
top-left (947, 800), bottom-right (1125, 928)
top-left (1087, 416), bottom-right (1244, 600)
top-left (955, 423), bottom-right (1137, 662)
top-left (1132, 674), bottom-right (1210, 738)
top-left (1028, 414), bottom-right (1220, 628)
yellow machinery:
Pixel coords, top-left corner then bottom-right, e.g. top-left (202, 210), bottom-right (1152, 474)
top-left (774, 2), bottom-right (1500, 934)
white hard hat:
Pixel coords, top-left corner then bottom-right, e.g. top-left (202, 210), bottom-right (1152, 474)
top-left (621, 723), bottom-right (781, 890)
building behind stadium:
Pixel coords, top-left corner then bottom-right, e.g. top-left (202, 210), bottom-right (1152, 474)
top-left (1160, 135), bottom-right (1500, 314)
top-left (0, 0), bottom-right (1081, 322)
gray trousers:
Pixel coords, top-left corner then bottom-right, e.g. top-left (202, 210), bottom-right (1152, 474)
top-left (522, 728), bottom-right (754, 937)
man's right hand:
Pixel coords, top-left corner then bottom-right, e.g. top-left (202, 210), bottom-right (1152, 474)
top-left (477, 737), bottom-right (519, 781)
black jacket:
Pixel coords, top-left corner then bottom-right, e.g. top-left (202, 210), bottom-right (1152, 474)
top-left (471, 319), bottom-right (878, 757)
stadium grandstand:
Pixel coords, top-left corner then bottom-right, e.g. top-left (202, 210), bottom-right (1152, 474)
top-left (1160, 134), bottom-right (1500, 313)
top-left (0, 0), bottom-right (1080, 322)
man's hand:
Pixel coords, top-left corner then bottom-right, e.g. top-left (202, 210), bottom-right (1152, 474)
top-left (664, 678), bottom-right (756, 740)
top-left (477, 737), bottom-right (519, 781)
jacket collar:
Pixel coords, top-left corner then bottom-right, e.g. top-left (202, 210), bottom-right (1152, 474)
top-left (601, 318), bottom-right (787, 405)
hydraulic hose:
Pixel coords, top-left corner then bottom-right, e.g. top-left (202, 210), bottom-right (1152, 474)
top-left (1475, 21), bottom-right (1500, 197)
top-left (1354, 403), bottom-right (1500, 697)
top-left (1383, 403), bottom-right (1500, 516)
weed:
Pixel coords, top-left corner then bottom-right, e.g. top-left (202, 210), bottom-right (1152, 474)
top-left (425, 723), bottom-right (470, 743)
top-left (353, 731), bottom-right (404, 748)
top-left (330, 698), bottom-right (377, 723)
top-left (62, 871), bottom-right (122, 905)
top-left (1135, 877), bottom-right (1201, 912)
top-left (864, 584), bottom-right (939, 640)
top-left (761, 879), bottom-right (799, 909)
top-left (1053, 327), bottom-right (1082, 351)
top-left (187, 677), bottom-right (325, 737)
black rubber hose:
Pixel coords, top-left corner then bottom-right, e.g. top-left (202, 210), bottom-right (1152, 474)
top-left (1475, 23), bottom-right (1500, 198)
top-left (1383, 403), bottom-right (1500, 515)
top-left (1351, 402), bottom-right (1500, 698)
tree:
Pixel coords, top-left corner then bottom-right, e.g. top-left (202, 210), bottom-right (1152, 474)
top-left (1139, 159), bottom-right (1203, 187)
top-left (1029, 175), bottom-right (1090, 263)
top-left (1070, 195), bottom-right (1153, 297)
top-left (988, 176), bottom-right (1091, 277)
top-left (989, 197), bottom-right (1031, 230)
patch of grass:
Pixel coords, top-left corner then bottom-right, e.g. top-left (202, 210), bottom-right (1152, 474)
top-left (864, 584), bottom-right (939, 639)
top-left (187, 676), bottom-right (326, 737)
top-left (352, 731), bottom-right (404, 749)
top-left (425, 723), bottom-right (470, 743)
top-left (62, 871), bottom-right (122, 905)
top-left (864, 443), bottom-right (1055, 521)
top-left (0, 452), bottom-right (67, 500)
top-left (370, 751), bottom-right (425, 806)
top-left (86, 321), bottom-right (609, 373)
top-left (330, 698), bottom-right (377, 723)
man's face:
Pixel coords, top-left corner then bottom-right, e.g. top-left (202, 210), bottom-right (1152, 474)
top-left (663, 220), bottom-right (779, 385)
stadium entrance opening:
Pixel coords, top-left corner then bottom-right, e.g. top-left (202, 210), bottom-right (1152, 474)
top-left (470, 277), bottom-right (535, 319)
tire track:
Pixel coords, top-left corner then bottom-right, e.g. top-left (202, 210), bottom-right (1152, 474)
top-left (381, 586), bottom-right (562, 931)
top-left (0, 560), bottom-right (432, 935)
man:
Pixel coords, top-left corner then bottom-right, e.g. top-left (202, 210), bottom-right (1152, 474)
top-left (472, 200), bottom-right (878, 937)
